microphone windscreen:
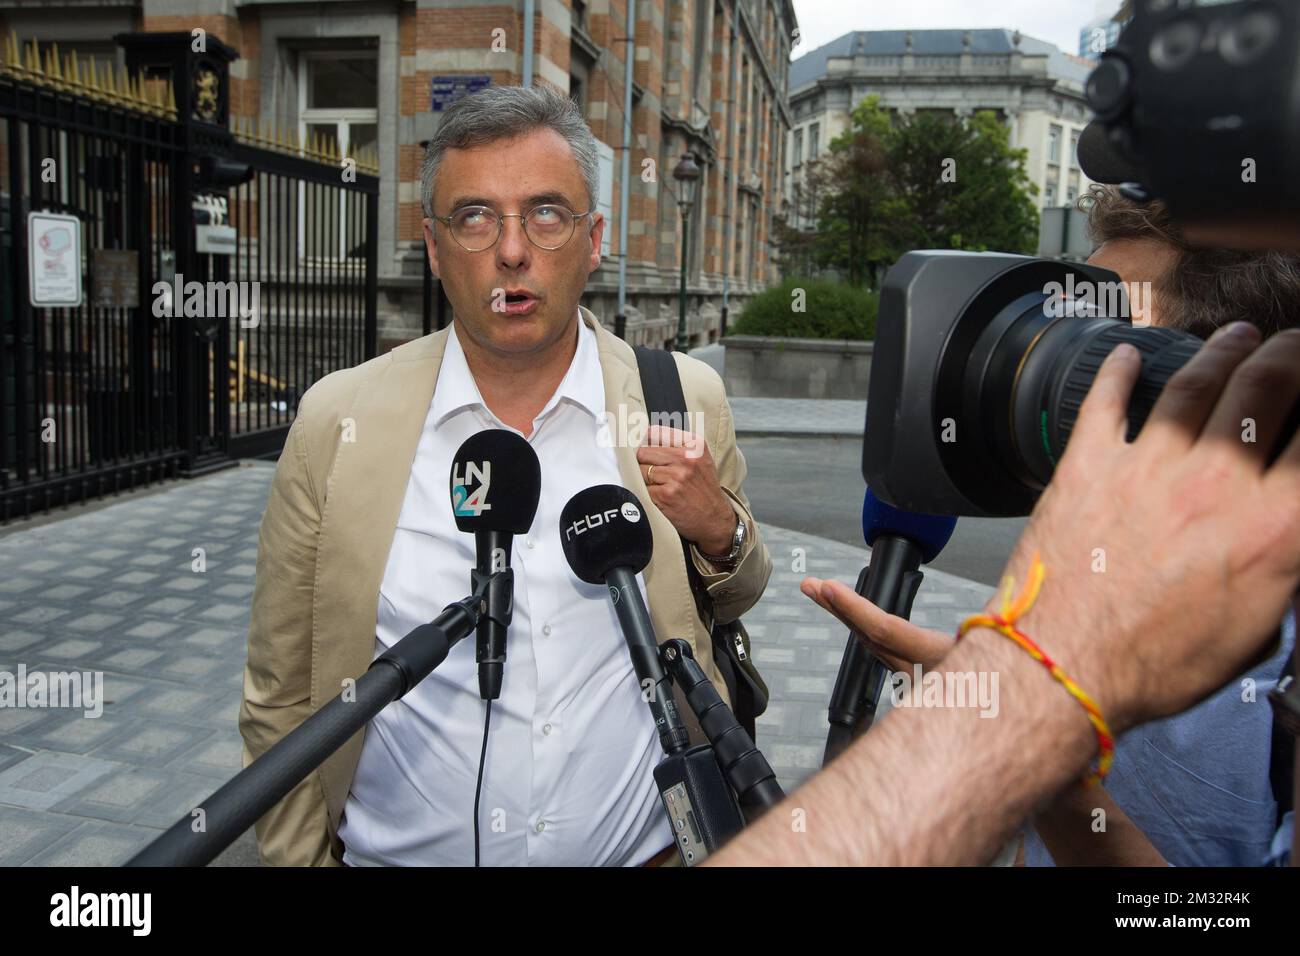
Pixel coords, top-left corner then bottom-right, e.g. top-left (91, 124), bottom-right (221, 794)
top-left (559, 485), bottom-right (653, 584)
top-left (861, 488), bottom-right (957, 565)
top-left (449, 429), bottom-right (541, 534)
top-left (1077, 120), bottom-right (1144, 186)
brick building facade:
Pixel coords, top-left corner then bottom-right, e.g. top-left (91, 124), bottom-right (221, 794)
top-left (1, 0), bottom-right (797, 350)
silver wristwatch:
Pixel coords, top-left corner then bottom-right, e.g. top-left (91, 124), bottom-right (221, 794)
top-left (697, 516), bottom-right (747, 567)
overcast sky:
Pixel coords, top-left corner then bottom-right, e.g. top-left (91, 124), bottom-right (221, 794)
top-left (789, 0), bottom-right (1122, 59)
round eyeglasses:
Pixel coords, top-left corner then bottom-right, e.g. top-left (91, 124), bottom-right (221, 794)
top-left (431, 204), bottom-right (594, 252)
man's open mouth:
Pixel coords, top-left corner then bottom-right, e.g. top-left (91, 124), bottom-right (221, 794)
top-left (499, 289), bottom-right (540, 315)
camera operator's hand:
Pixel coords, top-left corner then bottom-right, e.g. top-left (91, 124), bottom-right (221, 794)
top-left (989, 321), bottom-right (1300, 734)
top-left (799, 578), bottom-right (951, 671)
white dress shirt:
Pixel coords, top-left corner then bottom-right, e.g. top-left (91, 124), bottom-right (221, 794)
top-left (338, 316), bottom-right (672, 866)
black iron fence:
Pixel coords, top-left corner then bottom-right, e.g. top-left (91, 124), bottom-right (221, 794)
top-left (0, 32), bottom-right (378, 520)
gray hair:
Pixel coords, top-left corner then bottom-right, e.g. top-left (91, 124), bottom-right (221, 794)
top-left (420, 84), bottom-right (599, 220)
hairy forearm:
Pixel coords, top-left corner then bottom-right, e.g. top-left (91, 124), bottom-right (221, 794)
top-left (1034, 785), bottom-right (1166, 866)
top-left (708, 627), bottom-right (1101, 866)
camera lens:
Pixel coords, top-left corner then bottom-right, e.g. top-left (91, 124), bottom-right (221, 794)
top-left (931, 260), bottom-right (1202, 514)
top-left (1220, 10), bottom-right (1281, 67)
top-left (1149, 20), bottom-right (1201, 72)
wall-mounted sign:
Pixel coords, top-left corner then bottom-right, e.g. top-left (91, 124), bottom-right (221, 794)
top-left (430, 75), bottom-right (491, 112)
top-left (28, 211), bottom-right (83, 307)
top-left (92, 250), bottom-right (140, 309)
top-left (196, 224), bottom-right (237, 255)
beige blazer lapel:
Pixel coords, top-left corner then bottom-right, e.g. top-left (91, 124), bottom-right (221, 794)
top-left (312, 328), bottom-right (450, 828)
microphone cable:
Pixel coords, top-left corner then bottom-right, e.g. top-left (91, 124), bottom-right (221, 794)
top-left (473, 700), bottom-right (492, 867)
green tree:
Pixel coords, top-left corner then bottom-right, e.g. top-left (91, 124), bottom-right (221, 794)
top-left (777, 101), bottom-right (1041, 288)
top-left (887, 110), bottom-right (1039, 254)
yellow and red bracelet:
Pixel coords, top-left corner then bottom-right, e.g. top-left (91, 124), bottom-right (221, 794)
top-left (955, 553), bottom-right (1115, 786)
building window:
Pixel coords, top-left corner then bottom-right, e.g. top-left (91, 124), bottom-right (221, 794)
top-left (1045, 183), bottom-right (1057, 207)
top-left (573, 0), bottom-right (587, 31)
top-left (809, 123), bottom-right (820, 160)
top-left (1048, 124), bottom-right (1062, 166)
top-left (793, 128), bottom-right (803, 167)
top-left (570, 73), bottom-right (585, 114)
top-left (299, 52), bottom-right (379, 258)
top-left (1069, 129), bottom-right (1080, 169)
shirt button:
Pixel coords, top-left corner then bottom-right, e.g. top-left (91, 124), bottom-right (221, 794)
top-left (525, 537), bottom-right (535, 549)
top-left (542, 623), bottom-right (552, 636)
top-left (535, 821), bottom-right (547, 833)
top-left (542, 723), bottom-right (553, 735)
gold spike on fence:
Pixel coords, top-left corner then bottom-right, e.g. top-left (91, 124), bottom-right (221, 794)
top-left (64, 49), bottom-right (81, 92)
top-left (1, 33), bottom-right (16, 76)
top-left (1, 32), bottom-right (20, 77)
top-left (25, 38), bottom-right (43, 77)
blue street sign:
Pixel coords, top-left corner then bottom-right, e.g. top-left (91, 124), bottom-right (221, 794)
top-left (430, 75), bottom-right (492, 112)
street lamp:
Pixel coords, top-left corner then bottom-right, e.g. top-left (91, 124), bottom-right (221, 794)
top-left (671, 151), bottom-right (701, 352)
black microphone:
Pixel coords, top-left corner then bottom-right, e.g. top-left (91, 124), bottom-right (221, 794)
top-left (559, 484), bottom-right (690, 755)
top-left (559, 485), bottom-right (746, 863)
top-left (823, 488), bottom-right (957, 765)
top-left (450, 430), bottom-right (541, 701)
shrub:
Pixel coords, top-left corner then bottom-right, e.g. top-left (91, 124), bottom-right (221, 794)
top-left (727, 278), bottom-right (877, 340)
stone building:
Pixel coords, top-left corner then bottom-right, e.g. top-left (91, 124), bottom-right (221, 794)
top-left (0, 0), bottom-right (797, 350)
top-left (786, 29), bottom-right (1095, 235)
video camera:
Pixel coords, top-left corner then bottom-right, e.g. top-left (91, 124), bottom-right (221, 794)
top-left (864, 1), bottom-right (1300, 516)
top-left (1086, 0), bottom-right (1300, 228)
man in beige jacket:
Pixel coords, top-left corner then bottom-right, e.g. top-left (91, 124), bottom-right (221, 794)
top-left (238, 85), bottom-right (771, 866)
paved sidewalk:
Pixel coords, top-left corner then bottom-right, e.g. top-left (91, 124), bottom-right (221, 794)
top-left (0, 462), bottom-right (992, 865)
top-left (728, 397), bottom-right (866, 438)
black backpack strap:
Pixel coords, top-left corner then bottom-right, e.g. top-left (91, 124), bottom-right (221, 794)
top-left (632, 346), bottom-right (712, 625)
top-left (632, 346), bottom-right (767, 739)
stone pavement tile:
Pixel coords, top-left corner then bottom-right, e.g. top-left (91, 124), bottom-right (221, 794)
top-left (140, 596), bottom-right (195, 615)
top-left (50, 767), bottom-right (173, 825)
top-left (165, 734), bottom-right (242, 781)
top-left (89, 590), bottom-right (150, 609)
top-left (0, 629), bottom-right (45, 652)
top-left (0, 706), bottom-right (60, 744)
top-left (0, 577), bottom-right (48, 595)
top-left (28, 713), bottom-right (141, 756)
top-left (0, 804), bottom-right (86, 865)
top-left (65, 611), bottom-right (127, 634)
top-left (122, 619), bottom-right (181, 640)
top-left (43, 584), bottom-right (92, 601)
top-left (65, 565), bottom-right (112, 580)
top-left (197, 602), bottom-right (249, 623)
top-left (178, 627), bottom-right (243, 652)
top-left (40, 638), bottom-right (104, 660)
top-left (91, 722), bottom-right (216, 767)
top-left (154, 653), bottom-right (227, 684)
top-left (22, 820), bottom-right (159, 866)
top-left (131, 770), bottom-right (229, 830)
top-left (0, 743), bottom-right (35, 774)
top-left (94, 646), bottom-right (165, 671)
top-left (125, 685), bottom-right (223, 722)
top-left (11, 606), bottom-right (71, 626)
top-left (0, 751), bottom-right (122, 811)
top-left (161, 576), bottom-right (207, 592)
top-left (113, 570), bottom-right (159, 586)
top-left (195, 689), bottom-right (242, 730)
top-left (96, 671), bottom-right (152, 708)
